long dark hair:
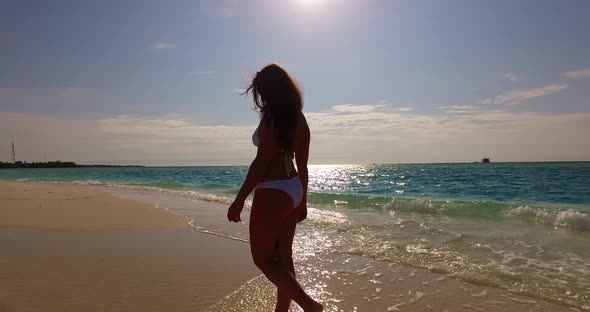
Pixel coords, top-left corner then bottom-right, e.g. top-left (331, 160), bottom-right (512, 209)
top-left (243, 63), bottom-right (303, 152)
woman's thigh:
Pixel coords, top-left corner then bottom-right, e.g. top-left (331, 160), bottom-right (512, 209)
top-left (277, 210), bottom-right (298, 268)
top-left (249, 189), bottom-right (294, 263)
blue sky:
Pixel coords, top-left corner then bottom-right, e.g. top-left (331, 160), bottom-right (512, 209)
top-left (1, 0), bottom-right (589, 165)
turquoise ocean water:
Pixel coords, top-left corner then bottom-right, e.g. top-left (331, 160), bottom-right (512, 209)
top-left (1, 162), bottom-right (589, 309)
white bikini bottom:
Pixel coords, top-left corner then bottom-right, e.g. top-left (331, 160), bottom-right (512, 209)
top-left (255, 176), bottom-right (303, 208)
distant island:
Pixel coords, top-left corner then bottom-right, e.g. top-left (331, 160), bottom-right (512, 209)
top-left (0, 161), bottom-right (144, 169)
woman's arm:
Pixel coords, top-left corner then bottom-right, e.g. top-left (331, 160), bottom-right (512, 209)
top-left (235, 153), bottom-right (270, 203)
top-left (294, 114), bottom-right (311, 222)
top-left (227, 121), bottom-right (276, 222)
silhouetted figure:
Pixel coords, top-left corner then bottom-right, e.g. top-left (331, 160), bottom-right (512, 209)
top-left (228, 64), bottom-right (323, 312)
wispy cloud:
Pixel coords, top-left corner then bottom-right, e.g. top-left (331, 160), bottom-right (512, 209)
top-left (151, 41), bottom-right (175, 50)
top-left (437, 105), bottom-right (480, 114)
top-left (304, 105), bottom-right (590, 163)
top-left (98, 116), bottom-right (251, 139)
top-left (504, 72), bottom-right (519, 82)
top-left (481, 84), bottom-right (568, 105)
top-left (438, 105), bottom-right (480, 110)
top-left (232, 88), bottom-right (247, 94)
top-left (391, 107), bottom-right (414, 112)
top-left (332, 103), bottom-right (413, 114)
top-left (332, 104), bottom-right (376, 113)
top-left (2, 107), bottom-right (589, 165)
top-left (0, 112), bottom-right (256, 165)
top-left (562, 68), bottom-right (590, 80)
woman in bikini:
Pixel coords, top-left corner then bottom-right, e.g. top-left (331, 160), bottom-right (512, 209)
top-left (227, 64), bottom-right (323, 312)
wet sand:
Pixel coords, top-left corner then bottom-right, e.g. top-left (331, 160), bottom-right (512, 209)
top-left (0, 182), bottom-right (258, 312)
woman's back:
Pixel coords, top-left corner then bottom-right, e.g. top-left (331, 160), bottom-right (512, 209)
top-left (259, 112), bottom-right (309, 182)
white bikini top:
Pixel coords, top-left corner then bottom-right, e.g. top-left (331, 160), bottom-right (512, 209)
top-left (252, 127), bottom-right (260, 147)
top-left (252, 126), bottom-right (294, 172)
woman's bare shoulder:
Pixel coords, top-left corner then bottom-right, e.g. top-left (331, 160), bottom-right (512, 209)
top-left (295, 112), bottom-right (310, 148)
top-left (297, 112), bottom-right (310, 134)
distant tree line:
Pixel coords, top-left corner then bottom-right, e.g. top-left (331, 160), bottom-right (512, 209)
top-left (0, 161), bottom-right (145, 169)
top-left (0, 161), bottom-right (77, 168)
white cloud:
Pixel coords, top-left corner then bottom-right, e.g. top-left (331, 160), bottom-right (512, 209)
top-left (151, 41), bottom-right (175, 50)
top-left (504, 72), bottom-right (519, 82)
top-left (97, 116), bottom-right (252, 141)
top-left (305, 106), bottom-right (590, 164)
top-left (0, 112), bottom-right (255, 165)
top-left (332, 104), bottom-right (413, 114)
top-left (437, 105), bottom-right (480, 115)
top-left (562, 68), bottom-right (590, 80)
top-left (481, 84), bottom-right (568, 105)
top-left (332, 104), bottom-right (376, 113)
top-left (392, 107), bottom-right (414, 112)
top-left (2, 106), bottom-right (589, 165)
top-left (438, 105), bottom-right (480, 110)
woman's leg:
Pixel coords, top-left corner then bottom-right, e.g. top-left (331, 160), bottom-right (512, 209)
top-left (275, 211), bottom-right (298, 312)
top-left (250, 189), bottom-right (322, 312)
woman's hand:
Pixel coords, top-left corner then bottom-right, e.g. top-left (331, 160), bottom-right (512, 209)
top-left (227, 200), bottom-right (244, 222)
top-left (296, 201), bottom-right (307, 223)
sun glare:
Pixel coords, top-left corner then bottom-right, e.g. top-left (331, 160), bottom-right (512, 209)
top-left (297, 0), bottom-right (326, 9)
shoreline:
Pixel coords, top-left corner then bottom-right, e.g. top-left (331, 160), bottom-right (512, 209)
top-left (0, 181), bottom-right (259, 311)
top-left (0, 181), bottom-right (585, 311)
